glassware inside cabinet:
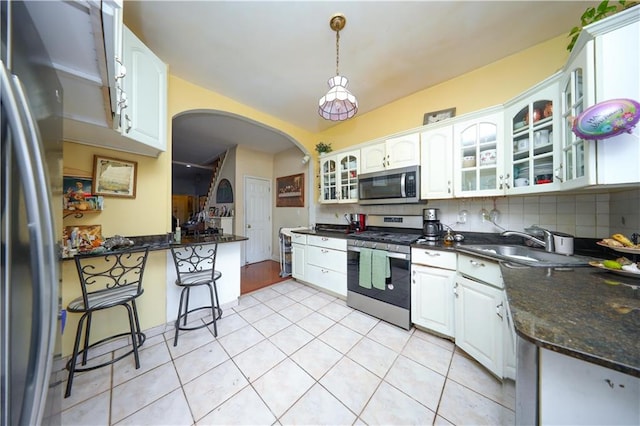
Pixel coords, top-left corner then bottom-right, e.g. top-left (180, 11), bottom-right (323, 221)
top-left (339, 154), bottom-right (358, 200)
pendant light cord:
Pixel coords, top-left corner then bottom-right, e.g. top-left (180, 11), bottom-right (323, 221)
top-left (335, 30), bottom-right (340, 76)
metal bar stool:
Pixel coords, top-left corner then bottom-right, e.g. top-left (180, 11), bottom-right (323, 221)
top-left (65, 246), bottom-right (149, 398)
top-left (170, 242), bottom-right (223, 346)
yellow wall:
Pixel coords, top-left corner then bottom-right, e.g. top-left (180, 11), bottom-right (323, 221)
top-left (314, 34), bottom-right (570, 152)
top-left (62, 141), bottom-right (170, 236)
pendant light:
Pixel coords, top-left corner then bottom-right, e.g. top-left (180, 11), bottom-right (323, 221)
top-left (318, 13), bottom-right (358, 121)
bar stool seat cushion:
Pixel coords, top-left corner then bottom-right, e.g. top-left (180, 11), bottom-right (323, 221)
top-left (68, 286), bottom-right (143, 311)
top-left (177, 270), bottom-right (222, 286)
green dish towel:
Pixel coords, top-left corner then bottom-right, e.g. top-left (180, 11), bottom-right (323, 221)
top-left (371, 249), bottom-right (390, 290)
top-left (358, 248), bottom-right (373, 289)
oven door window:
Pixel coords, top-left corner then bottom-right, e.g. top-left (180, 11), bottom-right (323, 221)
top-left (347, 249), bottom-right (410, 308)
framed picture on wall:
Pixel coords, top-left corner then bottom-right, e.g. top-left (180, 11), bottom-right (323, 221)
top-left (276, 173), bottom-right (304, 207)
top-left (92, 155), bottom-right (138, 198)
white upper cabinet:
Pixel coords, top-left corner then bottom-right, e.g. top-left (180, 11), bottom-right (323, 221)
top-left (453, 108), bottom-right (505, 197)
top-left (319, 150), bottom-right (360, 203)
top-left (121, 26), bottom-right (168, 152)
top-left (505, 75), bottom-right (561, 194)
top-left (420, 124), bottom-right (453, 199)
top-left (360, 133), bottom-right (420, 174)
top-left (558, 40), bottom-right (597, 189)
top-left (592, 10), bottom-right (640, 185)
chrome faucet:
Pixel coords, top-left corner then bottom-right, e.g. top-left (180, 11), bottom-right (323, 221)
top-left (501, 227), bottom-right (555, 252)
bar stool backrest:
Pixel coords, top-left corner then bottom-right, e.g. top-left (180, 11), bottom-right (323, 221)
top-left (74, 247), bottom-right (149, 309)
top-left (170, 243), bottom-right (218, 283)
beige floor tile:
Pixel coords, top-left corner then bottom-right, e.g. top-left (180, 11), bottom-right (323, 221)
top-left (197, 385), bottom-right (276, 425)
top-left (319, 357), bottom-right (381, 414)
top-left (277, 302), bottom-right (314, 323)
top-left (173, 340), bottom-right (229, 384)
top-left (366, 321), bottom-right (412, 352)
top-left (62, 353), bottom-right (113, 410)
top-left (233, 339), bottom-right (286, 382)
top-left (115, 388), bottom-right (193, 425)
top-left (438, 379), bottom-right (515, 425)
top-left (299, 293), bottom-right (333, 311)
top-left (235, 302), bottom-right (275, 323)
top-left (402, 334), bottom-right (453, 376)
top-left (253, 358), bottom-right (315, 417)
top-left (318, 323), bottom-right (363, 354)
top-left (286, 287), bottom-right (317, 302)
top-left (268, 324), bottom-right (313, 355)
top-left (61, 390), bottom-right (110, 426)
top-left (112, 340), bottom-right (172, 386)
top-left (183, 359), bottom-right (249, 421)
top-left (317, 300), bottom-right (353, 321)
top-left (347, 337), bottom-right (398, 378)
top-left (111, 362), bottom-right (181, 423)
top-left (384, 355), bottom-right (446, 411)
top-left (290, 339), bottom-right (342, 380)
top-left (280, 383), bottom-right (356, 425)
top-left (340, 310), bottom-right (379, 335)
top-left (295, 311), bottom-right (335, 336)
top-left (166, 325), bottom-right (216, 359)
top-left (252, 312), bottom-right (292, 338)
top-left (314, 291), bottom-right (338, 302)
top-left (232, 294), bottom-right (260, 313)
top-left (263, 294), bottom-right (296, 312)
top-left (413, 327), bottom-right (456, 351)
top-left (270, 280), bottom-right (303, 294)
top-left (448, 350), bottom-right (515, 410)
top-left (360, 381), bottom-right (435, 426)
top-left (248, 287), bottom-right (281, 302)
top-left (213, 312), bottom-right (249, 337)
top-left (217, 325), bottom-right (264, 357)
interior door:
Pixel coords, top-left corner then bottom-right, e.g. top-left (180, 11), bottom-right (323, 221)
top-left (244, 176), bottom-right (271, 264)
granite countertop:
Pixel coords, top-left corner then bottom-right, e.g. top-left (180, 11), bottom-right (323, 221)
top-left (62, 233), bottom-right (248, 260)
top-left (412, 235), bottom-right (639, 377)
top-left (502, 265), bottom-right (639, 378)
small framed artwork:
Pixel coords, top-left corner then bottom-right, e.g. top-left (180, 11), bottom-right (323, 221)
top-left (63, 176), bottom-right (93, 209)
top-left (92, 155), bottom-right (137, 198)
top-left (423, 107), bottom-right (456, 125)
top-left (276, 173), bottom-right (304, 207)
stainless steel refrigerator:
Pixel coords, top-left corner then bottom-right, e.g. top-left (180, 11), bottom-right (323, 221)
top-left (1, 1), bottom-right (63, 424)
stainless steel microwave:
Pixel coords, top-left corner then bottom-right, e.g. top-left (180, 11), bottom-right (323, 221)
top-left (358, 166), bottom-right (421, 204)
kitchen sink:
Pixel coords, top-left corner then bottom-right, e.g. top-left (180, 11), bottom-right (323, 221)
top-left (457, 244), bottom-right (594, 267)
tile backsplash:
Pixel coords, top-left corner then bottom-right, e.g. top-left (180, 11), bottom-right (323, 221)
top-left (315, 188), bottom-right (640, 239)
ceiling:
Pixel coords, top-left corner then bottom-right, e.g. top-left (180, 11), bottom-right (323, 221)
top-left (122, 1), bottom-right (596, 176)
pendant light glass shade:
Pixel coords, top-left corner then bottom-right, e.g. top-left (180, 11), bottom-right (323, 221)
top-left (318, 75), bottom-right (358, 121)
top-left (318, 13), bottom-right (358, 121)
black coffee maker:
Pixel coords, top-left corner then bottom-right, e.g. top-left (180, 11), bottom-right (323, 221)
top-left (423, 208), bottom-right (443, 241)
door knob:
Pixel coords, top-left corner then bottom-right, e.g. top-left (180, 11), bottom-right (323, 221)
top-left (247, 224), bottom-right (251, 228)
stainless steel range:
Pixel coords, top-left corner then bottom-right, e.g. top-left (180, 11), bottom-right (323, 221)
top-left (346, 215), bottom-right (422, 329)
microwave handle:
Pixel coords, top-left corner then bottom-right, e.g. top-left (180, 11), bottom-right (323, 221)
top-left (400, 173), bottom-right (406, 197)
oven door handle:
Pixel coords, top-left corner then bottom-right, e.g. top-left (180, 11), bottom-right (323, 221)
top-left (347, 246), bottom-right (410, 260)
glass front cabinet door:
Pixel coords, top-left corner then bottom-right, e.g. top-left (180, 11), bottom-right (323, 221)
top-left (559, 39), bottom-right (596, 189)
top-left (505, 75), bottom-right (560, 194)
top-left (453, 108), bottom-right (504, 197)
top-left (319, 156), bottom-right (338, 202)
top-left (319, 151), bottom-right (359, 203)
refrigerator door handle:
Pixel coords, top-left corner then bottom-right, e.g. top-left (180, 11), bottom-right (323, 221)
top-left (1, 63), bottom-right (58, 426)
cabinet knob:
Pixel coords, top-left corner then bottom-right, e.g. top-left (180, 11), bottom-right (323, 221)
top-left (321, 249), bottom-right (328, 253)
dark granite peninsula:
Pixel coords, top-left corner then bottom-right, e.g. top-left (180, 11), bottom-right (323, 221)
top-left (501, 265), bottom-right (639, 377)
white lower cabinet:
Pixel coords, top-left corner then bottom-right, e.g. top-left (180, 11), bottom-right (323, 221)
top-left (540, 348), bottom-right (640, 425)
top-left (292, 242), bottom-right (306, 281)
top-left (455, 275), bottom-right (504, 378)
top-left (411, 249), bottom-right (456, 337)
top-left (455, 254), bottom-right (506, 378)
top-left (302, 235), bottom-right (347, 297)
